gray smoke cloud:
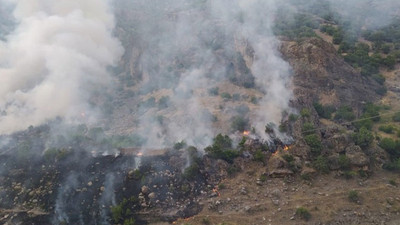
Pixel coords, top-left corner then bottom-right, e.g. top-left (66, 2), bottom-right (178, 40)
top-left (116, 0), bottom-right (293, 148)
top-left (0, 0), bottom-right (123, 134)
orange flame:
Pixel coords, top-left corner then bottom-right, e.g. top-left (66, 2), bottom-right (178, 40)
top-left (243, 130), bottom-right (250, 136)
top-left (212, 187), bottom-right (221, 197)
top-left (284, 145), bottom-right (289, 151)
top-left (137, 152), bottom-right (143, 157)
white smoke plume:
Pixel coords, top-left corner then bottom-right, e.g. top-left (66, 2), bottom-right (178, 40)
top-left (116, 0), bottom-right (293, 148)
top-left (0, 0), bottom-right (123, 134)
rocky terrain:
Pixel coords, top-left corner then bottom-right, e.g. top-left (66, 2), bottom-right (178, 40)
top-left (1, 1), bottom-right (400, 225)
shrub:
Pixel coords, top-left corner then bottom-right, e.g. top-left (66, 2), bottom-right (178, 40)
top-left (302, 122), bottom-right (315, 135)
top-left (313, 102), bottom-right (335, 119)
top-left (372, 74), bottom-right (386, 85)
top-left (231, 116), bottom-right (249, 132)
top-left (202, 218), bottom-right (211, 225)
top-left (232, 93), bottom-right (241, 101)
top-left (140, 97), bottom-right (156, 108)
top-left (363, 103), bottom-right (381, 122)
top-left (208, 87), bottom-right (219, 96)
top-left (173, 141), bottom-right (187, 150)
top-left (259, 174), bottom-right (267, 182)
top-left (353, 116), bottom-right (373, 130)
top-left (205, 134), bottom-right (239, 163)
top-left (389, 179), bottom-right (397, 186)
top-left (338, 155), bottom-right (351, 170)
top-left (111, 205), bottom-right (123, 223)
top-left (220, 92), bottom-right (232, 100)
top-left (253, 149), bottom-right (265, 163)
top-left (218, 183), bottom-right (226, 190)
top-left (343, 171), bottom-right (357, 179)
top-left (379, 138), bottom-right (400, 158)
top-left (353, 127), bottom-right (374, 148)
top-left (313, 156), bottom-right (329, 173)
top-left (296, 207), bottom-right (311, 221)
top-left (300, 108), bottom-right (311, 117)
top-left (289, 113), bottom-right (299, 121)
top-left (123, 218), bottom-right (136, 225)
top-left (348, 190), bottom-right (359, 203)
top-left (250, 96), bottom-right (258, 104)
top-left (334, 106), bottom-right (355, 121)
top-left (283, 154), bottom-right (298, 172)
top-left (393, 112), bottom-right (400, 122)
top-left (383, 159), bottom-right (400, 171)
top-left (183, 163), bottom-right (200, 180)
top-left (305, 134), bottom-right (322, 156)
top-left (158, 96), bottom-right (170, 109)
top-left (379, 124), bottom-right (395, 134)
top-left (375, 86), bottom-right (387, 96)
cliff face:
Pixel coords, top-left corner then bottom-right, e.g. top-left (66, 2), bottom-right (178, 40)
top-left (280, 38), bottom-right (381, 111)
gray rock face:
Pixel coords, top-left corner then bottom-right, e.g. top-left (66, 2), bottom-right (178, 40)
top-left (345, 145), bottom-right (370, 167)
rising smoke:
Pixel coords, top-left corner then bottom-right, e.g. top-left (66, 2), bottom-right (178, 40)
top-left (0, 0), bottom-right (123, 134)
top-left (115, 0), bottom-right (293, 148)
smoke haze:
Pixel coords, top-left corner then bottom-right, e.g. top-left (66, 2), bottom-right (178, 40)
top-left (0, 0), bottom-right (123, 134)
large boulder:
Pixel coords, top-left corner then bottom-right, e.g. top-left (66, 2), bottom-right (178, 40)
top-left (345, 145), bottom-right (370, 167)
top-left (267, 155), bottom-right (293, 177)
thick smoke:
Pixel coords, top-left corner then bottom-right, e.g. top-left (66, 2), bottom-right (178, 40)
top-left (117, 0), bottom-right (293, 148)
top-left (0, 0), bottom-right (123, 134)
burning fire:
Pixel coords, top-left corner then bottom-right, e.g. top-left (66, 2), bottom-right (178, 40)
top-left (283, 145), bottom-right (289, 151)
top-left (242, 130), bottom-right (250, 136)
top-left (212, 186), bottom-right (221, 197)
top-left (136, 152), bottom-right (143, 157)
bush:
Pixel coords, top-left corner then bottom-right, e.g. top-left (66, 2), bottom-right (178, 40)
top-left (123, 218), bottom-right (136, 225)
top-left (220, 92), bottom-right (232, 100)
top-left (305, 134), bottom-right (322, 156)
top-left (173, 141), bottom-right (187, 150)
top-left (343, 171), bottom-right (357, 179)
top-left (313, 102), bottom-right (335, 119)
top-left (205, 134), bottom-right (239, 163)
top-left (383, 159), bottom-right (400, 171)
top-left (283, 154), bottom-right (299, 172)
top-left (313, 156), bottom-right (329, 173)
top-left (379, 124), bottom-right (395, 134)
top-left (389, 179), bottom-right (398, 186)
top-left (289, 113), bottom-right (299, 121)
top-left (338, 155), bottom-right (351, 170)
top-left (232, 93), bottom-right (241, 101)
top-left (334, 106), bottom-right (355, 121)
top-left (379, 138), bottom-right (400, 158)
top-left (300, 108), bottom-right (311, 117)
top-left (250, 96), bottom-right (258, 104)
top-left (393, 112), bottom-right (400, 122)
top-left (372, 74), bottom-right (386, 85)
top-left (353, 127), bottom-right (374, 148)
top-left (231, 116), bottom-right (249, 132)
top-left (158, 96), bottom-right (170, 109)
top-left (296, 207), bottom-right (311, 221)
top-left (302, 122), bottom-right (315, 135)
top-left (183, 163), bottom-right (200, 180)
top-left (348, 190), bottom-right (359, 203)
top-left (375, 86), bottom-right (387, 96)
top-left (253, 149), bottom-right (265, 163)
top-left (202, 218), bottom-right (211, 225)
top-left (208, 87), bottom-right (219, 96)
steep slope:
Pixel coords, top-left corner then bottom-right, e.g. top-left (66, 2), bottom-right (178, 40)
top-left (281, 38), bottom-right (381, 110)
